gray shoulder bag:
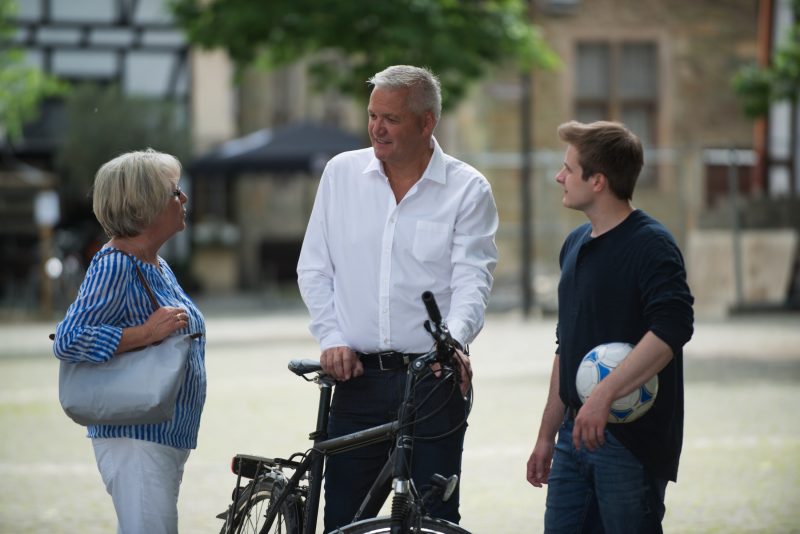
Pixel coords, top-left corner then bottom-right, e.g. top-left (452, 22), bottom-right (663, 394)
top-left (56, 249), bottom-right (195, 426)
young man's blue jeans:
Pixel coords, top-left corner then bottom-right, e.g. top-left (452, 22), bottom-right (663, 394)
top-left (545, 420), bottom-right (668, 534)
top-left (323, 366), bottom-right (467, 533)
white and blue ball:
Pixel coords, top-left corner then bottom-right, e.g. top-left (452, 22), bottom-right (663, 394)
top-left (575, 342), bottom-right (658, 423)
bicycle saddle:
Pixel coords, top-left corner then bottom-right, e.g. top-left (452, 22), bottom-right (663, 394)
top-left (288, 359), bottom-right (323, 376)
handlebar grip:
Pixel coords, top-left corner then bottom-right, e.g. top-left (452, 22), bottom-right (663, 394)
top-left (422, 291), bottom-right (443, 324)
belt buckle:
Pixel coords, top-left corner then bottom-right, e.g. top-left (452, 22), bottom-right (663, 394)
top-left (377, 351), bottom-right (391, 371)
top-left (377, 350), bottom-right (400, 371)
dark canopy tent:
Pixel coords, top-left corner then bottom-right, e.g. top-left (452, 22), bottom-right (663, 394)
top-left (186, 121), bottom-right (365, 289)
top-left (188, 121), bottom-right (365, 176)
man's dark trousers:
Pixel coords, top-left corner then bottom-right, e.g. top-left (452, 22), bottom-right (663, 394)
top-left (322, 365), bottom-right (467, 532)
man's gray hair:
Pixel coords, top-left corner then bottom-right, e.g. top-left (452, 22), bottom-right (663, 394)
top-left (368, 65), bottom-right (442, 124)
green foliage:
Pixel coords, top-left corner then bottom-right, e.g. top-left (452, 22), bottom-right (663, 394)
top-left (733, 64), bottom-right (774, 117)
top-left (733, 22), bottom-right (800, 119)
top-left (170, 0), bottom-right (559, 110)
top-left (0, 0), bottom-right (67, 140)
top-left (770, 26), bottom-right (800, 100)
top-left (55, 84), bottom-right (190, 203)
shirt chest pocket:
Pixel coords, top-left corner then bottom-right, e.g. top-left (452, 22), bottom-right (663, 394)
top-left (412, 220), bottom-right (451, 262)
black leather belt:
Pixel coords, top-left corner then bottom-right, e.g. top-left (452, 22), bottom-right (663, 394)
top-left (357, 351), bottom-right (425, 371)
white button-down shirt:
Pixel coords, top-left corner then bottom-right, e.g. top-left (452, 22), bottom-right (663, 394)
top-left (297, 137), bottom-right (498, 354)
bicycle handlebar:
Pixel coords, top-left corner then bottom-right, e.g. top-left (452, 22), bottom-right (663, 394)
top-left (421, 290), bottom-right (442, 325)
top-left (288, 293), bottom-right (463, 386)
top-left (421, 291), bottom-right (462, 364)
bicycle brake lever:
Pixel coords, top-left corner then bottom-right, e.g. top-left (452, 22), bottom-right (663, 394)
top-left (411, 352), bottom-right (439, 373)
top-left (424, 319), bottom-right (436, 336)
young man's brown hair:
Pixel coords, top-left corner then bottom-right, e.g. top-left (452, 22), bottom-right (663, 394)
top-left (557, 120), bottom-right (644, 201)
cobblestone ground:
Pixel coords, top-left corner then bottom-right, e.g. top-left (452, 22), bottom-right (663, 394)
top-left (1, 311), bottom-right (799, 533)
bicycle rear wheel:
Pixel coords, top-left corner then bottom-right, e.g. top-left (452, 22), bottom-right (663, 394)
top-left (333, 516), bottom-right (470, 534)
top-left (218, 476), bottom-right (302, 534)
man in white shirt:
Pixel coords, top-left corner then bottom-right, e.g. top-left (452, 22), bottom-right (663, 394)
top-left (297, 64), bottom-right (498, 532)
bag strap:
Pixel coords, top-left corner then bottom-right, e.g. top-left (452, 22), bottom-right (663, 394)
top-left (104, 249), bottom-right (203, 342)
top-left (99, 248), bottom-right (160, 312)
top-left (49, 248), bottom-right (161, 342)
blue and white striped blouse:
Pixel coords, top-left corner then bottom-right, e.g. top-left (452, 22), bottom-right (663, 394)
top-left (54, 247), bottom-right (206, 449)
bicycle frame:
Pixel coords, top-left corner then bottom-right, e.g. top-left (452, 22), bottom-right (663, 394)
top-left (224, 291), bottom-right (466, 534)
top-left (246, 350), bottom-right (446, 534)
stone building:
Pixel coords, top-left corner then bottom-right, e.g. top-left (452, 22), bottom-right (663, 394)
top-left (209, 0), bottom-right (773, 314)
top-left (6, 0), bottom-right (797, 317)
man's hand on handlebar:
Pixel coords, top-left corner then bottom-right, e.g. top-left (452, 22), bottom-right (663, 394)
top-left (453, 348), bottom-right (472, 397)
top-left (430, 347), bottom-right (472, 398)
top-left (320, 346), bottom-right (364, 381)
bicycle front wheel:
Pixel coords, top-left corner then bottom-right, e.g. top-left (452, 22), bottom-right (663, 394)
top-left (218, 477), bottom-right (302, 534)
top-left (333, 516), bottom-right (470, 534)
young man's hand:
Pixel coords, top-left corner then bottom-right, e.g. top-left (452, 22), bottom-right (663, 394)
top-left (526, 439), bottom-right (555, 487)
top-left (572, 393), bottom-right (612, 451)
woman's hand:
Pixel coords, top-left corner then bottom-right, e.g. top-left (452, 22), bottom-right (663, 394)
top-left (144, 306), bottom-right (189, 344)
top-left (115, 306), bottom-right (188, 354)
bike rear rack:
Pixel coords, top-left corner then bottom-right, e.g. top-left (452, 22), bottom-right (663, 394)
top-left (231, 453), bottom-right (302, 479)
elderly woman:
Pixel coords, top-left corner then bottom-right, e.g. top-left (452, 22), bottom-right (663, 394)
top-left (53, 149), bottom-right (206, 534)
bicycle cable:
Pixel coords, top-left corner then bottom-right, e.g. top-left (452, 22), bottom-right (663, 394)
top-left (403, 370), bottom-right (473, 443)
top-left (399, 367), bottom-right (455, 428)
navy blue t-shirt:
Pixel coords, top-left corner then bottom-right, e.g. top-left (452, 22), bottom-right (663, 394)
top-left (556, 209), bottom-right (694, 481)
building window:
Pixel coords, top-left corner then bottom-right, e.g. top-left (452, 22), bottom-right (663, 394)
top-left (575, 41), bottom-right (659, 185)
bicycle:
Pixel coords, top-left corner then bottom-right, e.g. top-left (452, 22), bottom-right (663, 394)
top-left (216, 291), bottom-right (472, 534)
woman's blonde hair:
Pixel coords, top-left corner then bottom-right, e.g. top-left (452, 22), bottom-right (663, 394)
top-left (92, 149), bottom-right (182, 237)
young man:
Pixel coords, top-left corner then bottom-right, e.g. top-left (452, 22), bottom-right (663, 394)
top-left (297, 65), bottom-right (498, 532)
top-left (527, 121), bottom-right (694, 533)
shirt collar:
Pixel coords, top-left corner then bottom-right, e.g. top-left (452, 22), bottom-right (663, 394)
top-left (362, 136), bottom-right (447, 185)
top-left (421, 137), bottom-right (447, 184)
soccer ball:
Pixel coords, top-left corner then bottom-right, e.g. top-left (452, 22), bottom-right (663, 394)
top-left (575, 342), bottom-right (658, 423)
